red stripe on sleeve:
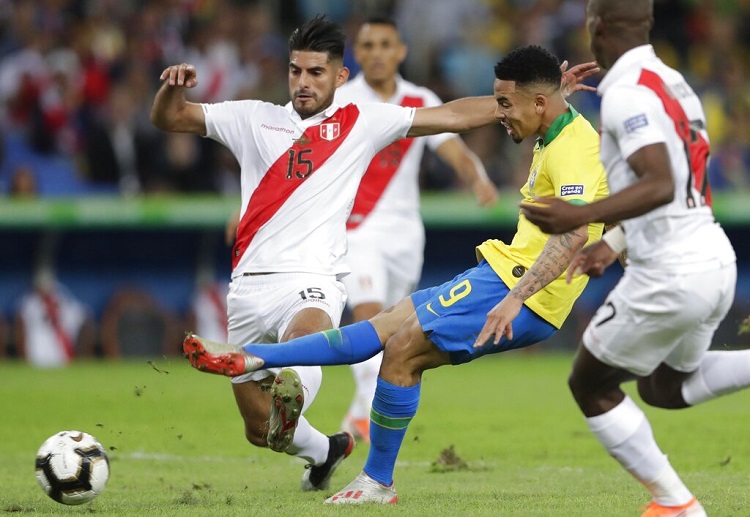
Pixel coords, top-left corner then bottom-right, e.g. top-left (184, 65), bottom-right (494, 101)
top-left (637, 69), bottom-right (712, 208)
top-left (232, 104), bottom-right (361, 269)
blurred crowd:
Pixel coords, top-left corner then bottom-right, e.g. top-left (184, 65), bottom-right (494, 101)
top-left (0, 0), bottom-right (749, 197)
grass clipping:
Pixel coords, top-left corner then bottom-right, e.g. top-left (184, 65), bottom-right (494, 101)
top-left (430, 445), bottom-right (469, 473)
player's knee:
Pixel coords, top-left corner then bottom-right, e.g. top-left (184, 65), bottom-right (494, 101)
top-left (637, 380), bottom-right (683, 409)
top-left (381, 335), bottom-right (412, 372)
top-left (567, 372), bottom-right (611, 414)
top-left (380, 333), bottom-right (423, 382)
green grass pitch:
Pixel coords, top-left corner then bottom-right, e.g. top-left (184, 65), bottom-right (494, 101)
top-left (1, 350), bottom-right (748, 516)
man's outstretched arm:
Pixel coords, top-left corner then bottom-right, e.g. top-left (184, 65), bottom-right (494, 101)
top-left (407, 60), bottom-right (599, 138)
top-left (150, 63), bottom-right (207, 135)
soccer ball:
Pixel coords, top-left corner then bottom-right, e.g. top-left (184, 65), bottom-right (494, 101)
top-left (35, 430), bottom-right (110, 505)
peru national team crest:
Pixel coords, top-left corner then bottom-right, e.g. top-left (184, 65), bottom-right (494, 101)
top-left (320, 123), bottom-right (340, 141)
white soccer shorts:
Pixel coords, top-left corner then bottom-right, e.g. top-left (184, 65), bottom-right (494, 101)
top-left (227, 272), bottom-right (346, 391)
top-left (582, 261), bottom-right (736, 377)
top-left (343, 222), bottom-right (424, 308)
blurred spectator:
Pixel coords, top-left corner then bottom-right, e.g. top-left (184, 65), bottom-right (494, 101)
top-left (12, 266), bottom-right (96, 368)
top-left (82, 84), bottom-right (145, 195)
top-left (0, 311), bottom-right (9, 359)
top-left (9, 163), bottom-right (37, 196)
top-left (0, 0), bottom-right (746, 196)
top-left (186, 270), bottom-right (228, 344)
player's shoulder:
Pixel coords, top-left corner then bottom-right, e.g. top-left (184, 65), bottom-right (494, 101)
top-left (396, 77), bottom-right (443, 106)
top-left (336, 73), bottom-right (369, 102)
top-left (206, 98), bottom-right (282, 115)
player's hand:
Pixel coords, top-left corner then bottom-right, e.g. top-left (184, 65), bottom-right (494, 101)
top-left (521, 197), bottom-right (590, 234)
top-left (559, 60), bottom-right (599, 98)
top-left (566, 240), bottom-right (618, 283)
top-left (473, 295), bottom-right (524, 347)
top-left (160, 64), bottom-right (199, 88)
top-left (472, 177), bottom-right (499, 207)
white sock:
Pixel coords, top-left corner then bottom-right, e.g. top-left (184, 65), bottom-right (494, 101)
top-left (347, 352), bottom-right (382, 419)
top-left (682, 350), bottom-right (750, 405)
top-left (586, 396), bottom-right (693, 506)
top-left (290, 366), bottom-right (322, 414)
top-left (286, 416), bottom-right (329, 465)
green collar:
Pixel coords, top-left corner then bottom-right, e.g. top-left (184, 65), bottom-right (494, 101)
top-left (536, 104), bottom-right (578, 148)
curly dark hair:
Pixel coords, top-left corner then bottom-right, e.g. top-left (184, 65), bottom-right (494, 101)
top-left (494, 45), bottom-right (561, 89)
top-left (288, 14), bottom-right (345, 62)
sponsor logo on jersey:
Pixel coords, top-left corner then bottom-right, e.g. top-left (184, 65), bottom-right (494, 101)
top-left (561, 184), bottom-right (584, 196)
top-left (320, 123), bottom-right (340, 141)
top-left (623, 113), bottom-right (649, 133)
top-left (261, 123), bottom-right (295, 134)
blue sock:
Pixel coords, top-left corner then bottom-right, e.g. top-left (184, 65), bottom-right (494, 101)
top-left (364, 377), bottom-right (420, 486)
top-left (241, 320), bottom-right (382, 368)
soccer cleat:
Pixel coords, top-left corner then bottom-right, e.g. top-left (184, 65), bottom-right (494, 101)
top-left (182, 333), bottom-right (264, 377)
top-left (267, 369), bottom-right (304, 452)
top-left (641, 498), bottom-right (706, 517)
top-left (324, 471), bottom-right (398, 504)
top-left (301, 431), bottom-right (355, 491)
top-left (341, 415), bottom-right (370, 444)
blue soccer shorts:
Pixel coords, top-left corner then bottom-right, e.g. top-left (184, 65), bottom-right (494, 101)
top-left (411, 260), bottom-right (556, 365)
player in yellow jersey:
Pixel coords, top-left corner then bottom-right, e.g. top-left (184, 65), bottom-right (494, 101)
top-left (183, 45), bottom-right (606, 503)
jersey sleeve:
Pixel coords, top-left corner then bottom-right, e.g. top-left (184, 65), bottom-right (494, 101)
top-left (601, 84), bottom-right (667, 160)
top-left (356, 102), bottom-right (415, 152)
top-left (202, 100), bottom-right (263, 156)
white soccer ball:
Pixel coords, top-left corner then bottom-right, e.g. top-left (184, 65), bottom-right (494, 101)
top-left (35, 430), bottom-right (110, 505)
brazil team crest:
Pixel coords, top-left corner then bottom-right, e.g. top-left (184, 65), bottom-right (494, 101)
top-left (320, 123), bottom-right (340, 141)
top-left (529, 167), bottom-right (538, 191)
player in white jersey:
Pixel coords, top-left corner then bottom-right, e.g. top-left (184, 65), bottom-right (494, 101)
top-left (523, 1), bottom-right (750, 516)
top-left (151, 15), bottom-right (597, 493)
top-left (333, 17), bottom-right (498, 442)
top-left (14, 268), bottom-right (95, 368)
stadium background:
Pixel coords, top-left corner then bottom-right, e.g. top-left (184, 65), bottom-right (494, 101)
top-left (1, 0), bottom-right (749, 358)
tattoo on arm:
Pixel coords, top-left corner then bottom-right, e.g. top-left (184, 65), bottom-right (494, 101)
top-left (510, 226), bottom-right (588, 301)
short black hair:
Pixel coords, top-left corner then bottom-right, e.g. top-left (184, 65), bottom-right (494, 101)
top-left (494, 45), bottom-right (561, 89)
top-left (288, 14), bottom-right (345, 62)
top-left (363, 15), bottom-right (398, 29)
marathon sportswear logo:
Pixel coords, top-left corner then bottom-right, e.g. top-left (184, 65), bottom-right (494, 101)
top-left (561, 184), bottom-right (584, 196)
top-left (623, 113), bottom-right (648, 133)
top-left (261, 123), bottom-right (295, 134)
top-left (320, 123), bottom-right (340, 141)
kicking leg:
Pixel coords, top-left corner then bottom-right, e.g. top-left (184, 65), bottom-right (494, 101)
top-left (183, 297), bottom-right (416, 375)
top-left (326, 312), bottom-right (451, 504)
top-left (343, 301), bottom-right (385, 444)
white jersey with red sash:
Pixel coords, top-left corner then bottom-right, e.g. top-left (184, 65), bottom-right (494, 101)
top-left (191, 281), bottom-right (228, 343)
top-left (335, 73), bottom-right (452, 232)
top-left (202, 100), bottom-right (415, 278)
top-left (598, 44), bottom-right (735, 271)
top-left (18, 284), bottom-right (88, 367)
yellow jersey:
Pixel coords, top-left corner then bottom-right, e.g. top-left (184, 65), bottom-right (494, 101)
top-left (477, 106), bottom-right (609, 328)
